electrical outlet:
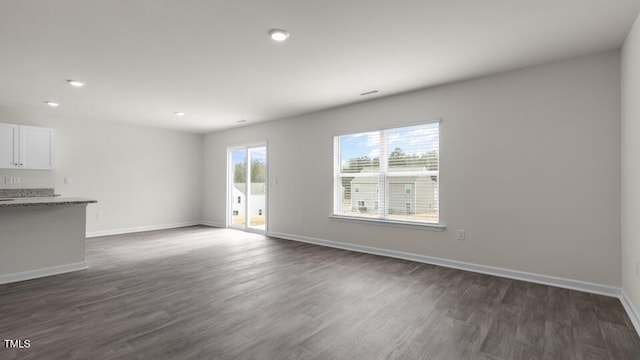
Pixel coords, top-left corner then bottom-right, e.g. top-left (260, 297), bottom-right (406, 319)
top-left (457, 229), bottom-right (466, 240)
top-left (13, 177), bottom-right (20, 185)
top-left (96, 211), bottom-right (104, 220)
top-left (299, 214), bottom-right (304, 223)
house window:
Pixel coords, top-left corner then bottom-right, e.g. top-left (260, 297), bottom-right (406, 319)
top-left (333, 121), bottom-right (439, 224)
top-left (232, 210), bottom-right (238, 216)
top-left (258, 209), bottom-right (262, 216)
top-left (237, 196), bottom-right (241, 204)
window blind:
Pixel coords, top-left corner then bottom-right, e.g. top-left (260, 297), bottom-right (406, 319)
top-left (333, 122), bottom-right (439, 224)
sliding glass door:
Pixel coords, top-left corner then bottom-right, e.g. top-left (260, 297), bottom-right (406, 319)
top-left (228, 144), bottom-right (267, 232)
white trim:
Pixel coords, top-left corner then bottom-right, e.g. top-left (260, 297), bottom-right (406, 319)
top-left (329, 214), bottom-right (445, 231)
top-left (199, 220), bottom-right (225, 228)
top-left (226, 141), bottom-right (269, 233)
top-left (267, 231), bottom-right (620, 298)
top-left (0, 261), bottom-right (87, 285)
top-left (620, 289), bottom-right (640, 335)
top-left (86, 221), bottom-right (202, 238)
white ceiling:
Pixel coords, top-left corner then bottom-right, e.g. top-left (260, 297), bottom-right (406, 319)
top-left (0, 0), bottom-right (639, 133)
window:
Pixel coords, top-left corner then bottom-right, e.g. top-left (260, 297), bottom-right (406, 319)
top-left (237, 196), bottom-right (241, 204)
top-left (258, 209), bottom-right (262, 216)
top-left (232, 210), bottom-right (238, 216)
top-left (333, 122), bottom-right (439, 224)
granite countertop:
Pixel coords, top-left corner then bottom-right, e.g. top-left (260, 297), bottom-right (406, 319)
top-left (0, 197), bottom-right (97, 208)
top-left (0, 188), bottom-right (96, 207)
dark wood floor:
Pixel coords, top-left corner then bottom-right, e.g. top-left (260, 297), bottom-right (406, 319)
top-left (1, 226), bottom-right (639, 359)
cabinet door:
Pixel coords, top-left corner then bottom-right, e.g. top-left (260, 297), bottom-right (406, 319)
top-left (20, 126), bottom-right (54, 170)
top-left (0, 123), bottom-right (19, 169)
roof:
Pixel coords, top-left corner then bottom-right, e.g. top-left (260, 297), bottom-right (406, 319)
top-left (233, 183), bottom-right (266, 195)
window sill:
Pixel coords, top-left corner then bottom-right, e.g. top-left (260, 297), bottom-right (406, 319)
top-left (329, 214), bottom-right (446, 231)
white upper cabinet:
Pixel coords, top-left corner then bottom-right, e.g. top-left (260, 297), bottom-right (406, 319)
top-left (0, 123), bottom-right (54, 170)
top-left (20, 125), bottom-right (54, 169)
top-left (0, 123), bottom-right (19, 168)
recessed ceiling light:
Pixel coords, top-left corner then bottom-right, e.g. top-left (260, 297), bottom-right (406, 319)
top-left (174, 112), bottom-right (185, 116)
top-left (67, 80), bottom-right (85, 87)
top-left (45, 101), bottom-right (59, 107)
top-left (268, 29), bottom-right (290, 42)
top-left (237, 119), bottom-right (247, 123)
top-left (360, 90), bottom-right (379, 96)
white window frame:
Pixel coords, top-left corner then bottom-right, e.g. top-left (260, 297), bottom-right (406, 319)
top-left (227, 141), bottom-right (268, 234)
top-left (330, 120), bottom-right (445, 231)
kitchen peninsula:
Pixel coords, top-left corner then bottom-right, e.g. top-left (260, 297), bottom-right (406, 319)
top-left (0, 188), bottom-right (96, 284)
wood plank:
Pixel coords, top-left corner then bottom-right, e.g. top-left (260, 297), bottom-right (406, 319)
top-left (0, 226), bottom-right (637, 360)
top-left (600, 321), bottom-right (640, 360)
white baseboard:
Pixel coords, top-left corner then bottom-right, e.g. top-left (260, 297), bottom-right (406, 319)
top-left (199, 220), bottom-right (225, 228)
top-left (267, 231), bottom-right (621, 298)
top-left (620, 289), bottom-right (640, 335)
top-left (86, 221), bottom-right (203, 238)
top-left (0, 261), bottom-right (87, 285)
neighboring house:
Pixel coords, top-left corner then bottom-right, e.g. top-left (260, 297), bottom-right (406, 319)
top-left (232, 183), bottom-right (266, 218)
top-left (349, 168), bottom-right (436, 215)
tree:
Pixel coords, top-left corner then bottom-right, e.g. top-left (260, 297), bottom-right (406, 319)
top-left (388, 148), bottom-right (438, 170)
top-left (250, 159), bottom-right (266, 183)
top-left (342, 156), bottom-right (379, 173)
top-left (233, 160), bottom-right (266, 183)
top-left (234, 162), bottom-right (246, 182)
top-left (389, 147), bottom-right (407, 167)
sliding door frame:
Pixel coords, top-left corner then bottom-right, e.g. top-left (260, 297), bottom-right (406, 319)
top-left (226, 141), bottom-right (268, 234)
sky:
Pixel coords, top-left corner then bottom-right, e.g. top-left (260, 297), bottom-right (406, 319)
top-left (340, 123), bottom-right (439, 165)
top-left (231, 146), bottom-right (266, 166)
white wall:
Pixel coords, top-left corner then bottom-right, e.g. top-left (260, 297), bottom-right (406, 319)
top-left (0, 107), bottom-right (203, 233)
top-left (622, 13), bottom-right (640, 312)
top-left (203, 51), bottom-right (621, 287)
